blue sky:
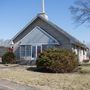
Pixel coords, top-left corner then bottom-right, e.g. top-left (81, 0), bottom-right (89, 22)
top-left (0, 0), bottom-right (90, 43)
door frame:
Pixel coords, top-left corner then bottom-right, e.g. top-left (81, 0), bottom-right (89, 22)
top-left (31, 45), bottom-right (42, 60)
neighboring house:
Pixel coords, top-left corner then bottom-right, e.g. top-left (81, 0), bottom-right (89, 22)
top-left (11, 1), bottom-right (89, 64)
top-left (0, 46), bottom-right (8, 62)
top-left (0, 46), bottom-right (8, 57)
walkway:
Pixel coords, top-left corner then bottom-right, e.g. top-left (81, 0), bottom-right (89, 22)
top-left (0, 79), bottom-right (37, 90)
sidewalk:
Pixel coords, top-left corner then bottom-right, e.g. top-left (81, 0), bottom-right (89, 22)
top-left (0, 79), bottom-right (37, 90)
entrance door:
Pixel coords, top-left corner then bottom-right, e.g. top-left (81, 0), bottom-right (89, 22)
top-left (37, 46), bottom-right (42, 56)
top-left (32, 46), bottom-right (36, 60)
top-left (31, 45), bottom-right (42, 60)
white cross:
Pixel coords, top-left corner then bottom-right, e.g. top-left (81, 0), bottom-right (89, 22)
top-left (42, 0), bottom-right (45, 13)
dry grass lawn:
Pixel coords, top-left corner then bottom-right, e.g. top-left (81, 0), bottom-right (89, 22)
top-left (0, 64), bottom-right (90, 90)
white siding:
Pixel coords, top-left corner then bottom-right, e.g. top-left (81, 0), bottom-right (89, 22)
top-left (72, 45), bottom-right (88, 63)
top-left (13, 26), bottom-right (59, 61)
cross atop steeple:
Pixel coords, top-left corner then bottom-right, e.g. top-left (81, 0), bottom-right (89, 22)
top-left (38, 0), bottom-right (48, 20)
top-left (42, 0), bottom-right (45, 13)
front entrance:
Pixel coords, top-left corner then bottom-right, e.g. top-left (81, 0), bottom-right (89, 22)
top-left (20, 45), bottom-right (42, 60)
top-left (31, 45), bottom-right (42, 60)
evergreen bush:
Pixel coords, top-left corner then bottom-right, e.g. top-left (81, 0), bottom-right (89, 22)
top-left (2, 52), bottom-right (15, 64)
top-left (36, 48), bottom-right (79, 73)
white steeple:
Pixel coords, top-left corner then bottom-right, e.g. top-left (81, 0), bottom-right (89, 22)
top-left (38, 0), bottom-right (48, 20)
top-left (42, 0), bottom-right (45, 13)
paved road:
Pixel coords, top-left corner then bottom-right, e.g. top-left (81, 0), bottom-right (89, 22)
top-left (0, 79), bottom-right (37, 90)
top-left (0, 86), bottom-right (13, 90)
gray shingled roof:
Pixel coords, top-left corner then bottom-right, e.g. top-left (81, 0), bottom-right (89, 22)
top-left (38, 15), bottom-right (87, 48)
top-left (13, 14), bottom-right (87, 49)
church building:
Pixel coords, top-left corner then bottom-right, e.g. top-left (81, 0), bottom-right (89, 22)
top-left (11, 0), bottom-right (88, 64)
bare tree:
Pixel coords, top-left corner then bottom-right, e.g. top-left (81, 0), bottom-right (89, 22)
top-left (87, 42), bottom-right (90, 49)
top-left (70, 0), bottom-right (90, 25)
top-left (0, 39), bottom-right (10, 47)
top-left (0, 39), bottom-right (4, 46)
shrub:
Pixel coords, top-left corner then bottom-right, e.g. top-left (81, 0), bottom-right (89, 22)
top-left (2, 52), bottom-right (15, 64)
top-left (36, 48), bottom-right (79, 73)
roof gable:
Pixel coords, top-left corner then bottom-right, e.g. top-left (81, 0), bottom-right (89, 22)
top-left (12, 15), bottom-right (87, 48)
top-left (13, 15), bottom-right (70, 44)
top-left (20, 26), bottom-right (59, 45)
